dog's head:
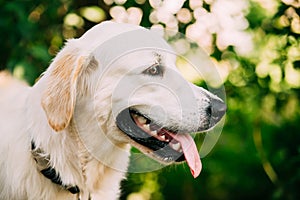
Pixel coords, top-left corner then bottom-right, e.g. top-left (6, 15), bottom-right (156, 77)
top-left (40, 22), bottom-right (226, 178)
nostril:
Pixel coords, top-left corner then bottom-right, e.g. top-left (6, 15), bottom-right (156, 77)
top-left (205, 105), bottom-right (212, 117)
top-left (197, 98), bottom-right (226, 132)
top-left (212, 99), bottom-right (227, 119)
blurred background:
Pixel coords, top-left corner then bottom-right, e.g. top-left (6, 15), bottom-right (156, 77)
top-left (0, 0), bottom-right (299, 199)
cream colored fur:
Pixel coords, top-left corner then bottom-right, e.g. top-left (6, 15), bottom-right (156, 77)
top-left (0, 22), bottom-right (137, 200)
top-left (0, 21), bottom-right (222, 199)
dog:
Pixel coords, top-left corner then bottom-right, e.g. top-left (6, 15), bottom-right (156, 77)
top-left (0, 21), bottom-right (226, 200)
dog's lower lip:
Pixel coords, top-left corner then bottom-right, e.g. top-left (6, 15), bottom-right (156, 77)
top-left (130, 111), bottom-right (182, 151)
top-left (119, 108), bottom-right (202, 178)
top-left (116, 108), bottom-right (185, 162)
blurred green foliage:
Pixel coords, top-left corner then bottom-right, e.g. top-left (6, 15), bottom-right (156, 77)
top-left (0, 0), bottom-right (299, 199)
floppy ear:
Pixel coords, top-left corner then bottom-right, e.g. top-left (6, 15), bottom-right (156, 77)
top-left (41, 49), bottom-right (87, 132)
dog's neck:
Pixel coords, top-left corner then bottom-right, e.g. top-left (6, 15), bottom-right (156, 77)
top-left (30, 140), bottom-right (80, 194)
top-left (27, 81), bottom-right (130, 197)
top-left (26, 103), bottom-right (86, 195)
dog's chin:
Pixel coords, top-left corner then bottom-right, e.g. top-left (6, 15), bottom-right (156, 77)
top-left (116, 108), bottom-right (186, 164)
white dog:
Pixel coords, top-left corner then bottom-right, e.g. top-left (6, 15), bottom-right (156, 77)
top-left (0, 21), bottom-right (226, 200)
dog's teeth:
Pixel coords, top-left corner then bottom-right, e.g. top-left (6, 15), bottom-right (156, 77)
top-left (143, 124), bottom-right (150, 131)
top-left (151, 130), bottom-right (157, 136)
top-left (170, 142), bottom-right (181, 152)
top-left (137, 116), bottom-right (147, 124)
top-left (160, 135), bottom-right (166, 140)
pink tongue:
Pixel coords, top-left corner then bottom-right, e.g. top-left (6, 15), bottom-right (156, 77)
top-left (170, 133), bottom-right (202, 178)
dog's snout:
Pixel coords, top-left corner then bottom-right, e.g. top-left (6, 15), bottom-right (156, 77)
top-left (210, 98), bottom-right (226, 123)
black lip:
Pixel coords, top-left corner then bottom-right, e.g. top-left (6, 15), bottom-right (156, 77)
top-left (116, 108), bottom-right (185, 162)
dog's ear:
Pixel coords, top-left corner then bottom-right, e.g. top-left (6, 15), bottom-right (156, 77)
top-left (41, 47), bottom-right (89, 132)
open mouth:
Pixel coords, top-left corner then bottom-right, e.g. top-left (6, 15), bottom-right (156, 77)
top-left (116, 108), bottom-right (202, 178)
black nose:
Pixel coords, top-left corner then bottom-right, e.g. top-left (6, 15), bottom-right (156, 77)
top-left (210, 98), bottom-right (227, 125)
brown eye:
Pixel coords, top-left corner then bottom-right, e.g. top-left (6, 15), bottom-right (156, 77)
top-left (143, 64), bottom-right (163, 76)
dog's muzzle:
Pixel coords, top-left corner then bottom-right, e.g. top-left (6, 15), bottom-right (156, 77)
top-left (115, 99), bottom-right (226, 178)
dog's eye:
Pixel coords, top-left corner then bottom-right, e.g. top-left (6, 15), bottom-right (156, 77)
top-left (143, 64), bottom-right (163, 76)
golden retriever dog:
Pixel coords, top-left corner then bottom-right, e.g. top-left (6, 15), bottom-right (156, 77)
top-left (0, 21), bottom-right (226, 200)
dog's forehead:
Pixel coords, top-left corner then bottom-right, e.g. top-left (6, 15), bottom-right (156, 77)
top-left (113, 50), bottom-right (177, 70)
top-left (79, 21), bottom-right (143, 48)
top-left (86, 23), bottom-right (175, 70)
top-left (79, 21), bottom-right (172, 54)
